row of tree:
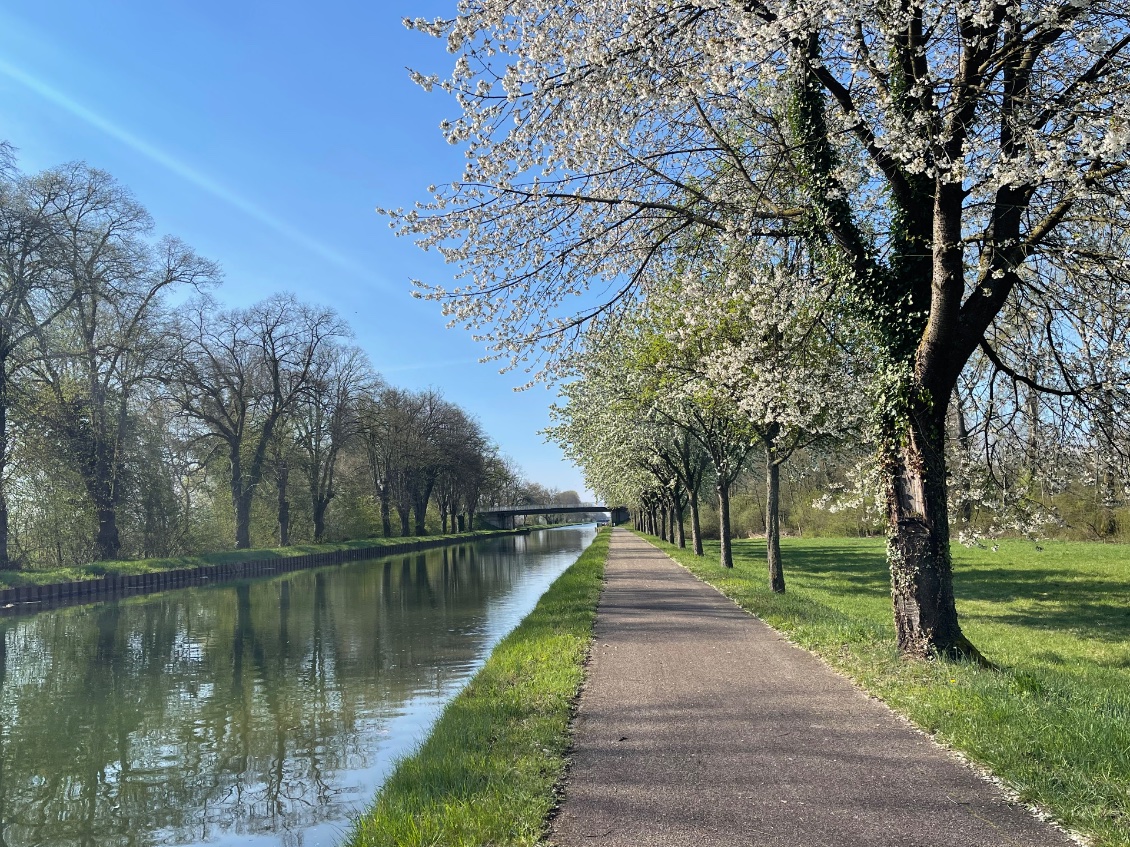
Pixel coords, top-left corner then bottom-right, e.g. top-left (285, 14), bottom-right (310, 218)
top-left (0, 154), bottom-right (555, 571)
top-left (395, 0), bottom-right (1130, 661)
top-left (547, 288), bottom-right (1129, 566)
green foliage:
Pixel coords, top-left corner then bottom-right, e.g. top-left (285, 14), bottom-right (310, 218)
top-left (653, 533), bottom-right (1130, 847)
top-left (870, 358), bottom-right (921, 446)
top-left (1048, 486), bottom-right (1130, 542)
top-left (346, 529), bottom-right (610, 847)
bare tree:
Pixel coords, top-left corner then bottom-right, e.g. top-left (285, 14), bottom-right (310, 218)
top-left (401, 391), bottom-right (466, 536)
top-left (294, 344), bottom-right (378, 543)
top-left (359, 387), bottom-right (417, 537)
top-left (0, 166), bottom-right (72, 568)
top-left (432, 410), bottom-right (492, 532)
top-left (169, 294), bottom-right (344, 549)
top-left (25, 165), bottom-right (217, 561)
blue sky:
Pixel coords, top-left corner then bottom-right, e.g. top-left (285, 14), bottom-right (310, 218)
top-left (0, 0), bottom-right (591, 497)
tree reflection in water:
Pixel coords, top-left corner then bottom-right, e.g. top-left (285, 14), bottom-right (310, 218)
top-left (0, 527), bottom-right (594, 847)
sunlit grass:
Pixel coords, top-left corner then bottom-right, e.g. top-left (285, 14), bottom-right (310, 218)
top-left (0, 528), bottom-right (524, 588)
top-left (345, 529), bottom-right (609, 847)
top-left (649, 533), bottom-right (1130, 847)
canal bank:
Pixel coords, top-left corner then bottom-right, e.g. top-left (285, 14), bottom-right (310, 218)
top-left (0, 527), bottom-right (531, 615)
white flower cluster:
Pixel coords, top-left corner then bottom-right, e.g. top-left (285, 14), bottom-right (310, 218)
top-left (386, 0), bottom-right (1129, 385)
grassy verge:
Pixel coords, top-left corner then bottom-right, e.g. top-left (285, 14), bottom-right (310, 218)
top-left (645, 533), bottom-right (1129, 847)
top-left (0, 528), bottom-right (526, 588)
top-left (345, 527), bottom-right (610, 847)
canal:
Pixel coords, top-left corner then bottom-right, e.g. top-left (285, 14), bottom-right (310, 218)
top-left (0, 525), bottom-right (598, 847)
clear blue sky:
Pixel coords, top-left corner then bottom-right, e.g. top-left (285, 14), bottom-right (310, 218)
top-left (0, 0), bottom-right (591, 497)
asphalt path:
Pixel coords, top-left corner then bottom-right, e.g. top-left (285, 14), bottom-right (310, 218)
top-left (550, 528), bottom-right (1077, 847)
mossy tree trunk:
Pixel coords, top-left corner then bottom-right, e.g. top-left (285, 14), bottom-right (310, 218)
top-left (884, 395), bottom-right (984, 661)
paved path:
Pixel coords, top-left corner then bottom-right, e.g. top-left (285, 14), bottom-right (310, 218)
top-left (550, 529), bottom-right (1075, 847)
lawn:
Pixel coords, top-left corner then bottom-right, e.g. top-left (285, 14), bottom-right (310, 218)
top-left (649, 534), bottom-right (1130, 847)
top-left (345, 527), bottom-right (610, 847)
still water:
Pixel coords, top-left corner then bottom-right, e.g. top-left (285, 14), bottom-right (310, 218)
top-left (0, 525), bottom-right (597, 847)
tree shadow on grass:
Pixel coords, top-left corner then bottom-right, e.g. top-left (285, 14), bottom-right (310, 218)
top-left (683, 540), bottom-right (891, 637)
top-left (955, 565), bottom-right (1130, 644)
top-left (745, 538), bottom-right (1130, 645)
top-left (766, 541), bottom-right (890, 593)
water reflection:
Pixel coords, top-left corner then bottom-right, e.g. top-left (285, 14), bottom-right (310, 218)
top-left (0, 526), bottom-right (596, 847)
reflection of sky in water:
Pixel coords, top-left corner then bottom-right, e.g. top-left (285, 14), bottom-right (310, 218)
top-left (0, 526), bottom-right (596, 847)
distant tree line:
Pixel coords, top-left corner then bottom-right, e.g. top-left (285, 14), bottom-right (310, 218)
top-left (0, 154), bottom-right (557, 571)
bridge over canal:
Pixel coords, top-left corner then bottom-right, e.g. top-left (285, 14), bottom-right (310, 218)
top-left (478, 503), bottom-right (629, 529)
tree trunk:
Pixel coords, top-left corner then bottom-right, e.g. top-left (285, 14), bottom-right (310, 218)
top-left (234, 492), bottom-right (253, 549)
top-left (95, 507), bottom-right (122, 561)
top-left (230, 449), bottom-right (252, 549)
top-left (380, 489), bottom-right (392, 537)
top-left (674, 497), bottom-right (686, 548)
top-left (658, 504), bottom-right (667, 542)
top-left (312, 499), bottom-right (328, 543)
top-left (398, 504), bottom-right (410, 537)
top-left (718, 482), bottom-right (733, 568)
top-left (413, 498), bottom-right (427, 536)
top-left (0, 491), bottom-right (9, 571)
top-left (690, 490), bottom-right (703, 556)
top-left (766, 449), bottom-right (785, 593)
top-left (89, 446), bottom-right (122, 561)
top-left (885, 402), bottom-right (983, 662)
top-left (277, 460), bottom-right (290, 547)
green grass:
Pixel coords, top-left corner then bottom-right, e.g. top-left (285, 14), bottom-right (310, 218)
top-left (345, 528), bottom-right (610, 847)
top-left (646, 533), bottom-right (1130, 847)
top-left (0, 529), bottom-right (524, 588)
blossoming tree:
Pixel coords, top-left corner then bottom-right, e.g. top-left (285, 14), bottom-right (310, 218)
top-left (391, 0), bottom-right (1130, 660)
top-left (648, 258), bottom-right (866, 590)
top-left (546, 330), bottom-right (719, 550)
